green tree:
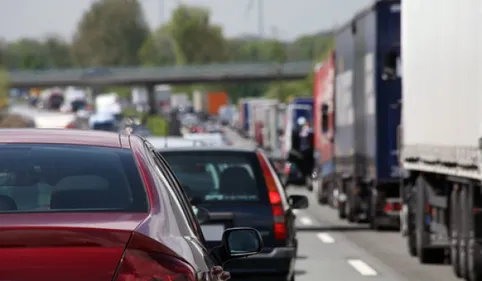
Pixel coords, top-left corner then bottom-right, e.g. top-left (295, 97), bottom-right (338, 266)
top-left (43, 35), bottom-right (73, 68)
top-left (0, 67), bottom-right (9, 109)
top-left (4, 39), bottom-right (49, 69)
top-left (167, 5), bottom-right (227, 64)
top-left (286, 32), bottom-right (334, 61)
top-left (139, 26), bottom-right (176, 66)
top-left (71, 0), bottom-right (149, 67)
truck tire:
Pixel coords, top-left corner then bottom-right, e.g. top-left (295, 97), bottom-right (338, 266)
top-left (369, 190), bottom-right (380, 230)
top-left (406, 205), bottom-right (417, 257)
top-left (338, 201), bottom-right (346, 219)
top-left (338, 182), bottom-right (347, 219)
top-left (405, 184), bottom-right (417, 256)
top-left (463, 184), bottom-right (482, 281)
top-left (459, 187), bottom-right (468, 278)
top-left (415, 177), bottom-right (445, 264)
top-left (346, 181), bottom-right (356, 222)
top-left (317, 179), bottom-right (328, 205)
top-left (450, 188), bottom-right (462, 277)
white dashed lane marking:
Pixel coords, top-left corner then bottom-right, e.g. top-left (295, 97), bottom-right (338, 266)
top-left (347, 259), bottom-right (378, 276)
top-left (316, 232), bottom-right (335, 243)
top-left (299, 217), bottom-right (313, 225)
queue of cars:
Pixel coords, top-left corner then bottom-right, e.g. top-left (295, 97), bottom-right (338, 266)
top-left (0, 128), bottom-right (307, 281)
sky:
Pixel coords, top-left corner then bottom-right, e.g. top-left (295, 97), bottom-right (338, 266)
top-left (0, 0), bottom-right (374, 42)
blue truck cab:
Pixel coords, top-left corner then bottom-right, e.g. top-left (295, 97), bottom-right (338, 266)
top-left (333, 0), bottom-right (401, 228)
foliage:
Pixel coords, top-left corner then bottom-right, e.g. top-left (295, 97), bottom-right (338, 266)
top-left (167, 5), bottom-right (228, 65)
top-left (1, 1), bottom-right (335, 103)
top-left (0, 67), bottom-right (9, 109)
top-left (71, 0), bottom-right (149, 66)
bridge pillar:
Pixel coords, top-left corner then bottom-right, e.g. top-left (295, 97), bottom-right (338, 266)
top-left (146, 83), bottom-right (157, 115)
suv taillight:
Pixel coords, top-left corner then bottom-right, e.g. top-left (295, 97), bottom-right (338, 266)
top-left (114, 233), bottom-right (196, 281)
top-left (257, 151), bottom-right (287, 240)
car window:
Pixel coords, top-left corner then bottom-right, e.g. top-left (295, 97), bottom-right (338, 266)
top-left (0, 144), bottom-right (148, 213)
top-left (161, 151), bottom-right (269, 204)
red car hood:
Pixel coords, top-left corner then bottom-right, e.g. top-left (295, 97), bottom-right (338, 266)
top-left (0, 212), bottom-right (148, 281)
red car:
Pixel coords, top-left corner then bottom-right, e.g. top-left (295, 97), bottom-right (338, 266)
top-left (0, 129), bottom-right (262, 281)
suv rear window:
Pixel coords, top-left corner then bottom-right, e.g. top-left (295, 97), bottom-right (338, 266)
top-left (160, 151), bottom-right (268, 203)
top-left (0, 144), bottom-right (148, 213)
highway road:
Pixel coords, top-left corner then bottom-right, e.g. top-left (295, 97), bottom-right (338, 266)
top-left (226, 127), bottom-right (459, 281)
top-left (0, 111), bottom-right (460, 281)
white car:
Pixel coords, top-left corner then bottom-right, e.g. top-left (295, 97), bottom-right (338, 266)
top-left (183, 133), bottom-right (225, 146)
top-left (147, 137), bottom-right (206, 150)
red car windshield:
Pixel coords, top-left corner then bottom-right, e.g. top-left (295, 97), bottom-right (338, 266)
top-left (0, 144), bottom-right (148, 213)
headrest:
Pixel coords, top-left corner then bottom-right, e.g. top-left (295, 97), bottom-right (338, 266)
top-left (0, 195), bottom-right (17, 211)
top-left (219, 167), bottom-right (255, 195)
top-left (50, 189), bottom-right (111, 210)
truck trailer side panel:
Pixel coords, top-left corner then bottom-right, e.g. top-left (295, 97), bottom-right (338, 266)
top-left (334, 23), bottom-right (355, 178)
top-left (401, 0), bottom-right (482, 177)
top-left (375, 0), bottom-right (401, 181)
top-left (314, 54), bottom-right (335, 179)
top-left (353, 7), bottom-right (375, 180)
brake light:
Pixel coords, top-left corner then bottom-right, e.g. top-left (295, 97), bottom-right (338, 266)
top-left (256, 151), bottom-right (287, 240)
top-left (384, 202), bottom-right (402, 212)
top-left (114, 233), bottom-right (196, 281)
top-left (65, 122), bottom-right (75, 129)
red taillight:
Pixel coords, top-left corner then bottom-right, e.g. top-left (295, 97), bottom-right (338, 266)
top-left (65, 123), bottom-right (75, 129)
top-left (384, 202), bottom-right (402, 212)
top-left (114, 233), bottom-right (196, 281)
top-left (257, 151), bottom-right (287, 240)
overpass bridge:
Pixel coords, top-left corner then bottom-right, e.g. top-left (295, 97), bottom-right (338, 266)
top-left (8, 61), bottom-right (314, 88)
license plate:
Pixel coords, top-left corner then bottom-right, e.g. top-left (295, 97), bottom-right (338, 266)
top-left (201, 225), bottom-right (225, 241)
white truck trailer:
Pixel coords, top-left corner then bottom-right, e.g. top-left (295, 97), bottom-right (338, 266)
top-left (400, 0), bottom-right (482, 280)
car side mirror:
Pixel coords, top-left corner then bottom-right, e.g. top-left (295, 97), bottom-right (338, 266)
top-left (192, 205), bottom-right (210, 224)
top-left (224, 227), bottom-right (263, 257)
top-left (288, 195), bottom-right (309, 209)
top-left (211, 227), bottom-right (263, 264)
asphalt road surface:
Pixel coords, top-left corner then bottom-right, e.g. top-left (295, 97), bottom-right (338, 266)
top-left (226, 127), bottom-right (458, 281)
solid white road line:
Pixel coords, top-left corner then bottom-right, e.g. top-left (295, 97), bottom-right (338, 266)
top-left (347, 259), bottom-right (378, 276)
top-left (299, 217), bottom-right (313, 225)
top-left (316, 232), bottom-right (335, 243)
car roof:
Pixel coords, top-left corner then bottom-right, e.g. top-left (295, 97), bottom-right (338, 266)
top-left (146, 136), bottom-right (204, 149)
top-left (157, 145), bottom-right (257, 153)
top-left (0, 128), bottom-right (130, 148)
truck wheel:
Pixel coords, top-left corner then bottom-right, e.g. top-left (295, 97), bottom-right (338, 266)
top-left (317, 179), bottom-right (329, 205)
top-left (369, 190), bottom-right (380, 230)
top-left (346, 187), bottom-right (356, 223)
top-left (459, 188), bottom-right (468, 278)
top-left (338, 202), bottom-right (346, 219)
top-left (406, 207), bottom-right (417, 256)
top-left (450, 189), bottom-right (462, 277)
top-left (463, 184), bottom-right (482, 281)
top-left (416, 177), bottom-right (445, 264)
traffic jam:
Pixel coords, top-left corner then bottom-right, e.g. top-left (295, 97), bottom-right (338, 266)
top-left (1, 1), bottom-right (480, 281)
